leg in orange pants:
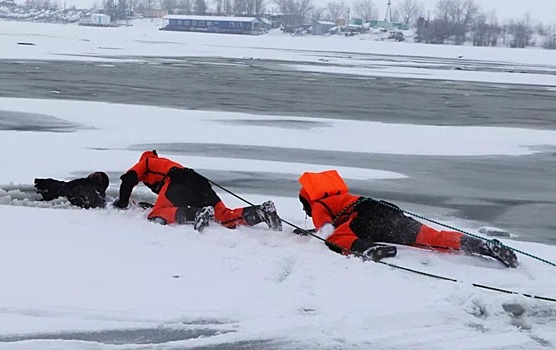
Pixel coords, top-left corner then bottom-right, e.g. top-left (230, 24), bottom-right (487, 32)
top-left (414, 225), bottom-right (463, 251)
top-left (214, 201), bottom-right (247, 228)
top-left (147, 180), bottom-right (269, 229)
top-left (147, 181), bottom-right (180, 224)
top-left (414, 224), bottom-right (494, 256)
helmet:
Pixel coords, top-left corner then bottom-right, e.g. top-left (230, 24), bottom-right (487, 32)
top-left (298, 170), bottom-right (348, 201)
top-left (86, 171), bottom-right (109, 191)
top-left (139, 150), bottom-right (158, 162)
top-left (297, 170), bottom-right (349, 218)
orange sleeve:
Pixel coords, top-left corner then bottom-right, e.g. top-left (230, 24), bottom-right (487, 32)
top-left (127, 160), bottom-right (148, 181)
top-left (325, 221), bottom-right (358, 252)
top-left (311, 203), bottom-right (334, 230)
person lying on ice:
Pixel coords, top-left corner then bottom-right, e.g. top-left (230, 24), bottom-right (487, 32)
top-left (112, 150), bottom-right (282, 232)
top-left (34, 171), bottom-right (109, 209)
top-left (297, 170), bottom-right (518, 268)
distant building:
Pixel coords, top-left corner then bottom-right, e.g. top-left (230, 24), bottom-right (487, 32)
top-left (79, 13), bottom-right (118, 27)
top-left (143, 9), bottom-right (168, 18)
top-left (91, 13), bottom-right (110, 25)
top-left (161, 15), bottom-right (265, 35)
top-left (312, 20), bottom-right (335, 35)
top-left (258, 17), bottom-right (272, 31)
top-left (393, 22), bottom-right (410, 30)
top-left (367, 20), bottom-right (409, 30)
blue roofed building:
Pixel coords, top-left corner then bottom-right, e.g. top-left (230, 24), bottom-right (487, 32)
top-left (160, 15), bottom-right (266, 35)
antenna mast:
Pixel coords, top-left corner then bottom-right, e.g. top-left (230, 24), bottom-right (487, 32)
top-left (384, 0), bottom-right (392, 22)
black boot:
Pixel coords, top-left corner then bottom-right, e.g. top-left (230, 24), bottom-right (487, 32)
top-left (259, 201), bottom-right (282, 231)
top-left (461, 236), bottom-right (518, 268)
top-left (193, 206), bottom-right (214, 232)
top-left (460, 236), bottom-right (491, 255)
top-left (485, 239), bottom-right (518, 268)
top-left (175, 206), bottom-right (200, 224)
top-left (242, 202), bottom-right (282, 231)
top-left (243, 205), bottom-right (265, 226)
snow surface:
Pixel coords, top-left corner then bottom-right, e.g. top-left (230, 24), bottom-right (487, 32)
top-left (0, 20), bottom-right (556, 76)
top-left (1, 19), bottom-right (556, 349)
top-left (1, 19), bottom-right (556, 87)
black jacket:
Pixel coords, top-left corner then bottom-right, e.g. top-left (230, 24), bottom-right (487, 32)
top-left (34, 172), bottom-right (109, 209)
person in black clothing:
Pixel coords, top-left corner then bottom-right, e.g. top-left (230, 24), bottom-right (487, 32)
top-left (34, 172), bottom-right (109, 209)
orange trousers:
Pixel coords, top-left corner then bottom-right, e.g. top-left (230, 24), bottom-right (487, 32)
top-left (147, 181), bottom-right (248, 228)
top-left (326, 220), bottom-right (463, 252)
top-left (413, 225), bottom-right (463, 251)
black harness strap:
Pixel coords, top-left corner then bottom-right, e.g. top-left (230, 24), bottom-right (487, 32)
top-left (144, 158), bottom-right (172, 193)
top-left (145, 157), bottom-right (170, 177)
top-left (332, 197), bottom-right (368, 226)
top-left (314, 196), bottom-right (368, 227)
top-left (315, 199), bottom-right (335, 220)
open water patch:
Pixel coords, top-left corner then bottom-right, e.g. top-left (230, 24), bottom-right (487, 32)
top-left (0, 325), bottom-right (236, 345)
top-left (216, 118), bottom-right (331, 130)
top-left (0, 111), bottom-right (85, 132)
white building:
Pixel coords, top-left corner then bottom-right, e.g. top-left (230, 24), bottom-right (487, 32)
top-left (91, 13), bottom-right (110, 25)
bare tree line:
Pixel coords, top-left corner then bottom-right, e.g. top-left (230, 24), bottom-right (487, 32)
top-left (272, 0), bottom-right (554, 49)
top-left (134, 0), bottom-right (265, 15)
top-left (20, 0), bottom-right (555, 49)
top-left (414, 0), bottom-right (556, 48)
top-left (23, 0), bottom-right (59, 10)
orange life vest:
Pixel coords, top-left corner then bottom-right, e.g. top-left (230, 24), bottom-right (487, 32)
top-left (128, 153), bottom-right (183, 193)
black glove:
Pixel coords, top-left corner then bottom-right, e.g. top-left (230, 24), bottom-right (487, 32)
top-left (293, 228), bottom-right (316, 236)
top-left (137, 201), bottom-right (154, 210)
top-left (361, 245), bottom-right (397, 261)
top-left (113, 198), bottom-right (128, 209)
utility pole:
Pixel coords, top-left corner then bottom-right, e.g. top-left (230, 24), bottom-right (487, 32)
top-left (384, 0), bottom-right (392, 22)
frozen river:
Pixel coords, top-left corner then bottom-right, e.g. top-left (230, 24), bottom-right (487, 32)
top-left (1, 57), bottom-right (555, 244)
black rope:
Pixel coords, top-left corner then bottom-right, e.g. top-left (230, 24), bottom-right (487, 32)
top-left (206, 178), bottom-right (256, 206)
top-left (203, 176), bottom-right (556, 303)
top-left (377, 259), bottom-right (556, 302)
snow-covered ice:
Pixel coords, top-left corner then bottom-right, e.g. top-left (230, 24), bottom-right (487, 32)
top-left (1, 19), bottom-right (556, 349)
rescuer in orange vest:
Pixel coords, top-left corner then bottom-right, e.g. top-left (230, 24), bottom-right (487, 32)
top-left (113, 150), bottom-right (282, 232)
top-left (297, 170), bottom-right (517, 267)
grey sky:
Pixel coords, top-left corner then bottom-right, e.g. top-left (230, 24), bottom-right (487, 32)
top-left (417, 0), bottom-right (556, 23)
